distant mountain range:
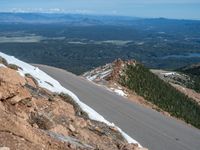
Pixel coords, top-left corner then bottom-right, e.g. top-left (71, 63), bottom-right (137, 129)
top-left (0, 12), bottom-right (138, 25)
top-left (0, 12), bottom-right (199, 26)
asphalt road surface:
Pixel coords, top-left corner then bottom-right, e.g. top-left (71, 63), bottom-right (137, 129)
top-left (36, 64), bottom-right (200, 150)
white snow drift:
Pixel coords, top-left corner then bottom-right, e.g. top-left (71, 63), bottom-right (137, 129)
top-left (0, 52), bottom-right (141, 147)
top-left (112, 88), bottom-right (127, 97)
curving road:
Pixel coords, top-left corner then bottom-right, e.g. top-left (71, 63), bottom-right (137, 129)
top-left (35, 64), bottom-right (200, 150)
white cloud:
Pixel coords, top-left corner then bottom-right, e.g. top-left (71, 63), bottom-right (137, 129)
top-left (9, 7), bottom-right (93, 14)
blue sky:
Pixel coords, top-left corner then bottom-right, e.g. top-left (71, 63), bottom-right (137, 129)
top-left (0, 0), bottom-right (200, 20)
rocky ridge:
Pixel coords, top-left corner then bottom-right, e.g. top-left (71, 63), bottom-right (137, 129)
top-left (83, 59), bottom-right (200, 115)
top-left (82, 59), bottom-right (161, 110)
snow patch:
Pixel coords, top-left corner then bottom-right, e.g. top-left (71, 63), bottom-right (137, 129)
top-left (162, 72), bottom-right (179, 77)
top-left (111, 88), bottom-right (127, 97)
top-left (0, 52), bottom-right (141, 147)
top-left (114, 89), bottom-right (127, 97)
top-left (84, 69), bottom-right (112, 81)
top-left (86, 74), bottom-right (98, 81)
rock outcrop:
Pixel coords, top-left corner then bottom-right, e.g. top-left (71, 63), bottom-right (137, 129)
top-left (0, 65), bottom-right (146, 150)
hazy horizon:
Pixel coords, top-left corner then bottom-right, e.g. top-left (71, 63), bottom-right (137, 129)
top-left (0, 0), bottom-right (200, 20)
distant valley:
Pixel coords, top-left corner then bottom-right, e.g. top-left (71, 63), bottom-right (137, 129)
top-left (0, 13), bottom-right (200, 74)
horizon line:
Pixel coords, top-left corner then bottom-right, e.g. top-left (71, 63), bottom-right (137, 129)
top-left (0, 11), bottom-right (200, 21)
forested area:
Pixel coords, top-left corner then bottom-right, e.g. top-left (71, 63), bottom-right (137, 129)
top-left (120, 64), bottom-right (200, 129)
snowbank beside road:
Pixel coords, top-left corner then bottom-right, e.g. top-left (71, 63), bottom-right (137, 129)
top-left (0, 52), bottom-right (141, 147)
top-left (113, 89), bottom-right (127, 97)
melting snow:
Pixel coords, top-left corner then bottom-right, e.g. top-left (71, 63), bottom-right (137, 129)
top-left (110, 88), bottom-right (127, 97)
top-left (0, 52), bottom-right (141, 147)
top-left (114, 89), bottom-right (127, 97)
top-left (84, 69), bottom-right (112, 81)
top-left (162, 72), bottom-right (179, 77)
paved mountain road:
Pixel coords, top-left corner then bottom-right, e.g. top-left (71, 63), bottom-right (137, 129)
top-left (35, 64), bottom-right (200, 150)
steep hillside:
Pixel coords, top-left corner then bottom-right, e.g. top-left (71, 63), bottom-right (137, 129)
top-left (120, 63), bottom-right (200, 129)
top-left (83, 59), bottom-right (200, 129)
top-left (0, 53), bottom-right (146, 150)
top-left (151, 69), bottom-right (200, 105)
